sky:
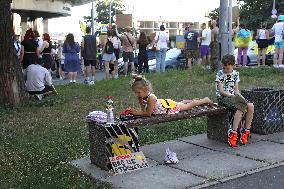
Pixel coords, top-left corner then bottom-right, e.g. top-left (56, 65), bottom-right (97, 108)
top-left (49, 0), bottom-right (238, 34)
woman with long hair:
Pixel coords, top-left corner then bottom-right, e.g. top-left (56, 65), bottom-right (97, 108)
top-left (102, 31), bottom-right (116, 79)
top-left (137, 32), bottom-right (149, 73)
top-left (41, 33), bottom-right (53, 71)
top-left (20, 29), bottom-right (40, 69)
top-left (63, 33), bottom-right (81, 83)
top-left (256, 23), bottom-right (269, 66)
top-left (112, 30), bottom-right (121, 78)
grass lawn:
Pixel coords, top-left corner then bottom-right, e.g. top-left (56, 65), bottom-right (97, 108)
top-left (1, 67), bottom-right (283, 188)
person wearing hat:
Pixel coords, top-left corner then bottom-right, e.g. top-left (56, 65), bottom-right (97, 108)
top-left (271, 15), bottom-right (284, 67)
top-left (13, 34), bottom-right (21, 59)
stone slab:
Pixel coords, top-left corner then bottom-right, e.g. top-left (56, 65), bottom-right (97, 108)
top-left (179, 133), bottom-right (266, 152)
top-left (141, 140), bottom-right (212, 164)
top-left (265, 131), bottom-right (284, 144)
top-left (71, 157), bottom-right (206, 189)
top-left (169, 151), bottom-right (268, 180)
top-left (222, 141), bottom-right (284, 164)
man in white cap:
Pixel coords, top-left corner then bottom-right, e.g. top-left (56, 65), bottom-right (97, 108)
top-left (272, 15), bottom-right (284, 67)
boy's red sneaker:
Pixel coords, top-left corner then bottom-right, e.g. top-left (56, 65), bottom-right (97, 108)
top-left (228, 130), bottom-right (238, 148)
top-left (240, 129), bottom-right (250, 145)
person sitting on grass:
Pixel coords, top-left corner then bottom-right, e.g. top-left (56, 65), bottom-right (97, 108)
top-left (25, 58), bottom-right (57, 100)
top-left (216, 54), bottom-right (254, 148)
top-left (128, 74), bottom-right (213, 116)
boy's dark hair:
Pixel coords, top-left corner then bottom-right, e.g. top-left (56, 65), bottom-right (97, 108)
top-left (86, 27), bottom-right (91, 34)
top-left (222, 54), bottom-right (235, 66)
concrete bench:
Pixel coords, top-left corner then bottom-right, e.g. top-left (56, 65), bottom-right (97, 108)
top-left (88, 104), bottom-right (231, 171)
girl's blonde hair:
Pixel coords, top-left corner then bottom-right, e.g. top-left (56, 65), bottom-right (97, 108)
top-left (131, 74), bottom-right (153, 93)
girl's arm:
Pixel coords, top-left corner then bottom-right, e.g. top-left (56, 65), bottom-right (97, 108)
top-left (130, 95), bottom-right (156, 117)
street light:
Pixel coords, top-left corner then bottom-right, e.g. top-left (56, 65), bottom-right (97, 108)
top-left (109, 0), bottom-right (114, 25)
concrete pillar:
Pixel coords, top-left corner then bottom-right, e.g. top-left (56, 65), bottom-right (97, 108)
top-left (20, 16), bottom-right (28, 37)
top-left (43, 18), bottom-right (49, 33)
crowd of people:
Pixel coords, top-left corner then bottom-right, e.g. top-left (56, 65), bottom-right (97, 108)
top-left (184, 15), bottom-right (284, 70)
top-left (14, 14), bottom-right (284, 100)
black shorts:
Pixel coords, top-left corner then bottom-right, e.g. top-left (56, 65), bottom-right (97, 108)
top-left (27, 85), bottom-right (54, 95)
top-left (257, 39), bottom-right (268, 49)
top-left (84, 59), bottom-right (97, 67)
top-left (123, 52), bottom-right (134, 63)
top-left (114, 49), bottom-right (120, 60)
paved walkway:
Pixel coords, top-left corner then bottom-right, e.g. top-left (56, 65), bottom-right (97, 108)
top-left (52, 70), bottom-right (105, 86)
top-left (72, 131), bottom-right (284, 189)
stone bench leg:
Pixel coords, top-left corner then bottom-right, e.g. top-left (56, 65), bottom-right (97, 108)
top-left (207, 111), bottom-right (230, 143)
top-left (89, 123), bottom-right (140, 171)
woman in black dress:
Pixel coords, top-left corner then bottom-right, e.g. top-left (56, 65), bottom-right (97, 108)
top-left (41, 33), bottom-right (53, 71)
top-left (20, 29), bottom-right (40, 69)
top-left (137, 32), bottom-right (149, 74)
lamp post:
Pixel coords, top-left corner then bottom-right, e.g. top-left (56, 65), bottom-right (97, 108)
top-left (219, 0), bottom-right (229, 69)
top-left (109, 0), bottom-right (114, 25)
top-left (228, 0), bottom-right (233, 54)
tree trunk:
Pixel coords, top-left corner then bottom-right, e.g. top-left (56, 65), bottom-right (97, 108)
top-left (0, 0), bottom-right (27, 107)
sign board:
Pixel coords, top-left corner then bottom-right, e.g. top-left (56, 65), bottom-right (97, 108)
top-left (109, 152), bottom-right (149, 175)
top-left (176, 35), bottom-right (185, 49)
top-left (101, 24), bottom-right (109, 34)
top-left (116, 14), bottom-right (132, 29)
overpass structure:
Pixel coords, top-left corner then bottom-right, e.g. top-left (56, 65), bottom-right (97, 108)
top-left (12, 0), bottom-right (93, 35)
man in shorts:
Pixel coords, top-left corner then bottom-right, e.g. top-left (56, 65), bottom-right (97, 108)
top-left (200, 23), bottom-right (212, 68)
top-left (116, 26), bottom-right (136, 76)
top-left (81, 27), bottom-right (97, 84)
top-left (210, 20), bottom-right (219, 71)
top-left (184, 22), bottom-right (199, 69)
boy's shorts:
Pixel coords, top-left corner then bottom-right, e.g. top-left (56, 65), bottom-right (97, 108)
top-left (217, 94), bottom-right (248, 113)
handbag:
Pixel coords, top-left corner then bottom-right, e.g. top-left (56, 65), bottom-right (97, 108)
top-left (152, 32), bottom-right (160, 51)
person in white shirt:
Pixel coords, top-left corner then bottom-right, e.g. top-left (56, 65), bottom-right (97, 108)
top-left (271, 15), bottom-right (284, 67)
top-left (13, 34), bottom-right (21, 59)
top-left (154, 25), bottom-right (169, 73)
top-left (200, 23), bottom-right (212, 67)
top-left (25, 59), bottom-right (56, 100)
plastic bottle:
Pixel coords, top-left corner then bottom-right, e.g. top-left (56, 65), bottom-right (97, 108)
top-left (106, 96), bottom-right (115, 124)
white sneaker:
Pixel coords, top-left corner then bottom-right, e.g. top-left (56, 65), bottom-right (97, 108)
top-left (278, 64), bottom-right (284, 68)
top-left (273, 64), bottom-right (279, 68)
top-left (73, 80), bottom-right (76, 83)
top-left (35, 94), bottom-right (43, 100)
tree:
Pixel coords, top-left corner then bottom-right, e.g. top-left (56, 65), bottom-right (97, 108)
top-left (237, 0), bottom-right (284, 30)
top-left (206, 7), bottom-right (219, 23)
top-left (95, 0), bottom-right (124, 24)
top-left (0, 0), bottom-right (27, 107)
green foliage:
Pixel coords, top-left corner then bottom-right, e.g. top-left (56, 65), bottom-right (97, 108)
top-left (95, 0), bottom-right (124, 24)
top-left (0, 67), bottom-right (284, 188)
top-left (238, 0), bottom-right (284, 30)
top-left (206, 7), bottom-right (219, 23)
